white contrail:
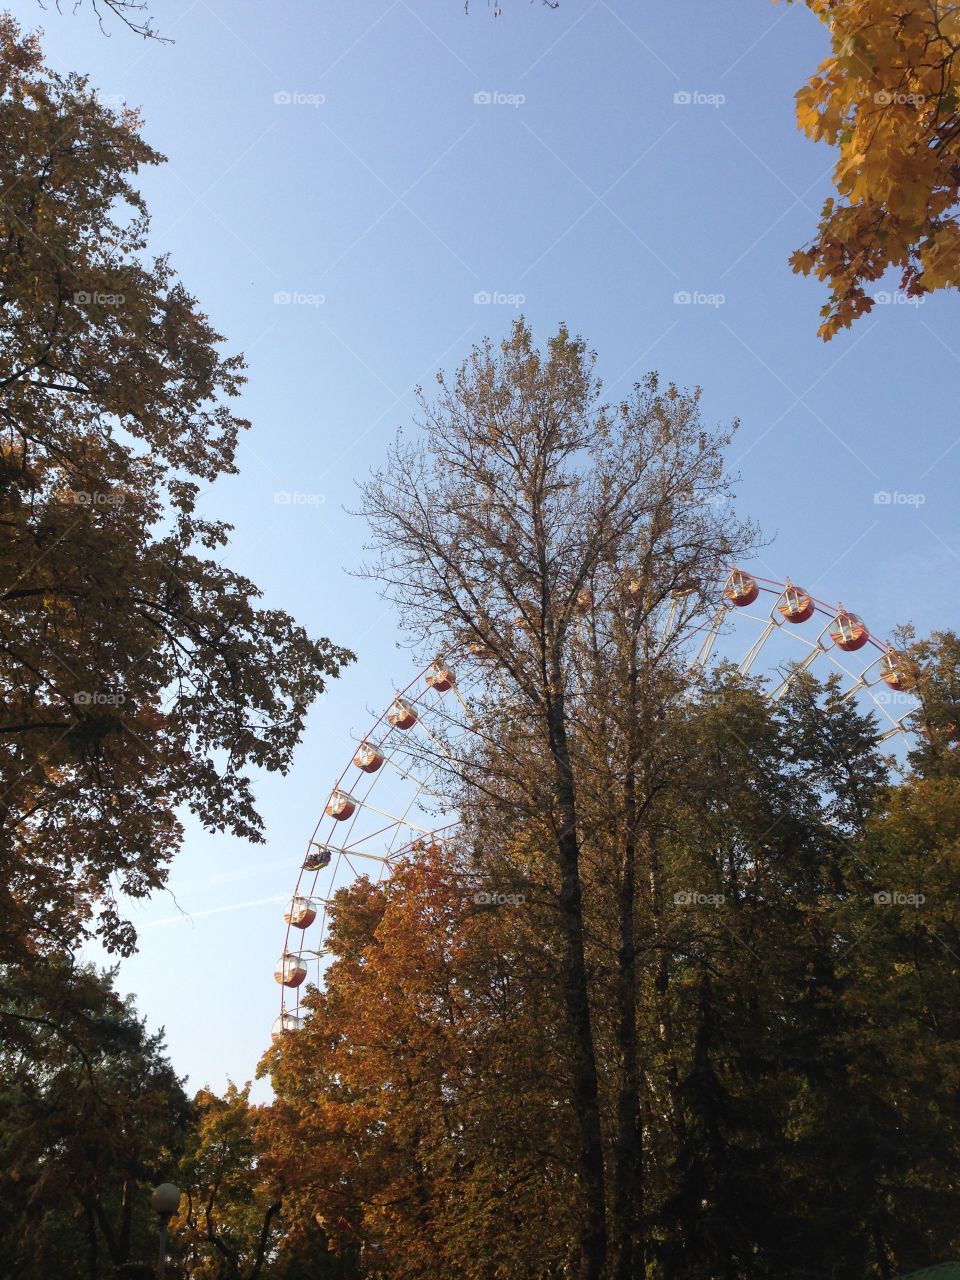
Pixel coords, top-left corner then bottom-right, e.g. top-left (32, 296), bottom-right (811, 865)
top-left (143, 892), bottom-right (288, 929)
top-left (174, 854), bottom-right (297, 892)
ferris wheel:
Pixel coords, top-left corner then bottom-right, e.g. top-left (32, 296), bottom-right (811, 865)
top-left (271, 568), bottom-right (920, 1038)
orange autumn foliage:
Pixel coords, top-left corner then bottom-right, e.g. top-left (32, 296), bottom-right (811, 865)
top-left (787, 1), bottom-right (960, 337)
top-left (262, 843), bottom-right (577, 1280)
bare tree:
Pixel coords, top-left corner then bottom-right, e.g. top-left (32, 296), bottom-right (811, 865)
top-left (360, 319), bottom-right (757, 1279)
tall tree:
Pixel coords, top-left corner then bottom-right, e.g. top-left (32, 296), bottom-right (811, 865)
top-left (359, 319), bottom-right (755, 1278)
top-left (0, 18), bottom-right (351, 970)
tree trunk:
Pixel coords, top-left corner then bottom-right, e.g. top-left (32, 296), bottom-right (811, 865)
top-left (611, 766), bottom-right (642, 1280)
top-left (84, 1204), bottom-right (99, 1280)
top-left (546, 676), bottom-right (607, 1280)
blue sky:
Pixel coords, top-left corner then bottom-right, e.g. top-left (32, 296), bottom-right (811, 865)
top-left (21, 0), bottom-right (960, 1097)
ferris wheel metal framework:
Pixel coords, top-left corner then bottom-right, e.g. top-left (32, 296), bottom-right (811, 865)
top-left (272, 568), bottom-right (919, 1038)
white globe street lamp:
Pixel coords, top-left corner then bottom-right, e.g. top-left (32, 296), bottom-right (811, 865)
top-left (150, 1183), bottom-right (181, 1279)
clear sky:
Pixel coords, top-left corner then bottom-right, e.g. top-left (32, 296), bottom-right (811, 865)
top-left (18, 0), bottom-right (960, 1098)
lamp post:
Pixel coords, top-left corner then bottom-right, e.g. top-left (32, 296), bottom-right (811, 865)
top-left (150, 1183), bottom-right (181, 1280)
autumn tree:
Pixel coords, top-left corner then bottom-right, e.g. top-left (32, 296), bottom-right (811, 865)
top-left (324, 321), bottom-right (960, 1275)
top-left (174, 1083), bottom-right (354, 1280)
top-left (0, 960), bottom-right (190, 1280)
top-left (173, 1084), bottom-right (291, 1280)
top-left (356, 319), bottom-right (756, 1279)
top-left (264, 842), bottom-right (577, 1280)
top-left (0, 18), bottom-right (351, 971)
top-left (266, 659), bottom-right (960, 1279)
top-left (787, 0), bottom-right (960, 338)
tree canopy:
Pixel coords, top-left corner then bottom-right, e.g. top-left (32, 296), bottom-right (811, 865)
top-left (265, 663), bottom-right (960, 1279)
top-left (0, 16), bottom-right (352, 969)
top-left (0, 960), bottom-right (190, 1279)
top-left (788, 0), bottom-right (960, 338)
top-left (256, 324), bottom-right (960, 1279)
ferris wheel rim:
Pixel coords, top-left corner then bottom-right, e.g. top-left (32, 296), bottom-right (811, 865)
top-left (274, 565), bottom-right (921, 1038)
top-left (276, 657), bottom-right (468, 1032)
top-left (675, 572), bottom-right (893, 654)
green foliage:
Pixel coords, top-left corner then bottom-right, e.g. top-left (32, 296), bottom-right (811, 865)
top-left (0, 961), bottom-right (190, 1279)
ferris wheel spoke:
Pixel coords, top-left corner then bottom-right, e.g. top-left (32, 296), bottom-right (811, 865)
top-left (660, 596), bottom-right (680, 643)
top-left (689, 605), bottom-right (729, 669)
top-left (339, 847), bottom-right (390, 882)
top-left (739, 618), bottom-right (777, 676)
top-left (374, 744), bottom-right (448, 796)
top-left (770, 645), bottom-right (824, 701)
top-left (878, 716), bottom-right (912, 743)
top-left (350, 797), bottom-right (438, 833)
top-left (385, 769), bottom-right (448, 846)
